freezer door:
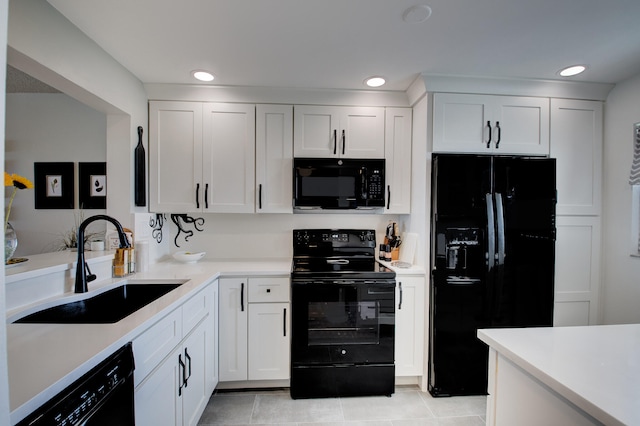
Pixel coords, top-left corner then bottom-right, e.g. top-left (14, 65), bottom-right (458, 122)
top-left (492, 157), bottom-right (556, 327)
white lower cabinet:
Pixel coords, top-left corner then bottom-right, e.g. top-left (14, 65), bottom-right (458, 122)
top-left (394, 275), bottom-right (425, 377)
top-left (219, 276), bottom-right (290, 383)
top-left (134, 280), bottom-right (218, 426)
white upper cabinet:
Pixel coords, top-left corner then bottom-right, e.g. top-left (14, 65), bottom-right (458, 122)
top-left (433, 93), bottom-right (550, 155)
top-left (294, 105), bottom-right (385, 158)
top-left (149, 101), bottom-right (203, 213)
top-left (149, 101), bottom-right (255, 213)
top-left (202, 103), bottom-right (255, 213)
top-left (550, 99), bottom-right (603, 216)
top-left (384, 108), bottom-right (412, 214)
top-left (256, 105), bottom-right (293, 213)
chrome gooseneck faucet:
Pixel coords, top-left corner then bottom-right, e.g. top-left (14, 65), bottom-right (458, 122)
top-left (75, 214), bottom-right (131, 293)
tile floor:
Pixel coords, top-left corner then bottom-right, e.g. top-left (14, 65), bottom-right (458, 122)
top-left (198, 387), bottom-right (486, 426)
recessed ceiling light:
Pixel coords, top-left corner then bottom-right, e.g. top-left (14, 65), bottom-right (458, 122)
top-left (558, 65), bottom-right (586, 77)
top-left (365, 76), bottom-right (386, 88)
top-left (192, 70), bottom-right (215, 82)
top-left (402, 4), bottom-right (432, 23)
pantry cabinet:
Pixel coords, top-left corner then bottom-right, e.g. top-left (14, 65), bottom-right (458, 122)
top-left (149, 101), bottom-right (255, 213)
top-left (219, 276), bottom-right (290, 382)
top-left (293, 105), bottom-right (385, 158)
top-left (385, 108), bottom-right (412, 214)
top-left (550, 99), bottom-right (603, 216)
top-left (394, 275), bottom-right (425, 377)
top-left (256, 104), bottom-right (293, 213)
top-left (432, 93), bottom-right (549, 155)
top-left (134, 280), bottom-right (218, 426)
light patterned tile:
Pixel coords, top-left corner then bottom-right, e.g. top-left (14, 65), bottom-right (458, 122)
top-left (340, 392), bottom-right (434, 421)
top-left (418, 393), bottom-right (486, 419)
top-left (251, 394), bottom-right (344, 423)
top-left (198, 393), bottom-right (256, 425)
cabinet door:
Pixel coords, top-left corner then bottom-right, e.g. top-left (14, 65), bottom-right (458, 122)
top-left (256, 105), bottom-right (293, 213)
top-left (493, 96), bottom-right (549, 156)
top-left (432, 93), bottom-right (549, 155)
top-left (553, 216), bottom-right (601, 326)
top-left (202, 103), bottom-right (255, 213)
top-left (341, 107), bottom-right (385, 158)
top-left (135, 346), bottom-right (182, 426)
top-left (182, 322), bottom-right (210, 426)
top-left (248, 302), bottom-right (290, 380)
top-left (550, 99), bottom-right (603, 216)
top-left (432, 93), bottom-right (490, 154)
top-left (149, 101), bottom-right (203, 212)
top-left (219, 278), bottom-right (248, 381)
top-left (293, 105), bottom-right (339, 157)
top-left (395, 276), bottom-right (425, 377)
top-left (384, 108), bottom-right (412, 214)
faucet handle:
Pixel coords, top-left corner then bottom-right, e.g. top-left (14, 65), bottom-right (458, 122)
top-left (84, 262), bottom-right (97, 283)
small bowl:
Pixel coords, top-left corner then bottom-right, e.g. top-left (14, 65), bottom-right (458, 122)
top-left (172, 251), bottom-right (206, 263)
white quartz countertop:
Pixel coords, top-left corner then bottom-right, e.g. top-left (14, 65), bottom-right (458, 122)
top-left (6, 258), bottom-right (291, 425)
top-left (477, 324), bottom-right (640, 426)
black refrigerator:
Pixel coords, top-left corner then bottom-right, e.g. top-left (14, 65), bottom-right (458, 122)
top-left (428, 154), bottom-right (556, 397)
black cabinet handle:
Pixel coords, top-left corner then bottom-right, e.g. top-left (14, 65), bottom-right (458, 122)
top-left (341, 129), bottom-right (346, 155)
top-left (398, 281), bottom-right (403, 310)
top-left (486, 121), bottom-right (492, 148)
top-left (178, 354), bottom-right (186, 396)
top-left (283, 307), bottom-right (287, 337)
top-left (195, 183), bottom-right (200, 209)
top-left (387, 185), bottom-right (391, 209)
top-left (205, 183), bottom-right (209, 209)
top-left (333, 129), bottom-right (337, 155)
top-left (184, 348), bottom-right (192, 386)
top-left (258, 184), bottom-right (263, 209)
top-left (495, 121), bottom-right (501, 149)
top-left (240, 282), bottom-right (245, 312)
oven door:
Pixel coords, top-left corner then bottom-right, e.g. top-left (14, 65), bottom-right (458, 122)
top-left (291, 279), bottom-right (395, 366)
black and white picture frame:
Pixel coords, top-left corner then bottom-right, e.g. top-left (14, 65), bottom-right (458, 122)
top-left (79, 162), bottom-right (107, 209)
top-left (34, 162), bottom-right (75, 209)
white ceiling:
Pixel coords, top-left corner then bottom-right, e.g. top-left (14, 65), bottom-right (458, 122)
top-left (47, 0), bottom-right (640, 92)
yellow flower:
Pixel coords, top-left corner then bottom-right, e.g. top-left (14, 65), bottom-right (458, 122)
top-left (6, 173), bottom-right (33, 190)
top-left (5, 172), bottom-right (34, 233)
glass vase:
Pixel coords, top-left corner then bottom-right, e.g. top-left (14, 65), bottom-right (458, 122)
top-left (5, 222), bottom-right (18, 263)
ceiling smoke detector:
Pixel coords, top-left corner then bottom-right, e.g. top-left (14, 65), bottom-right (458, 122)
top-left (402, 4), bottom-right (432, 24)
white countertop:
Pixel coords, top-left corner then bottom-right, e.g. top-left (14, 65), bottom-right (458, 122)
top-left (6, 258), bottom-right (291, 425)
top-left (478, 324), bottom-right (640, 426)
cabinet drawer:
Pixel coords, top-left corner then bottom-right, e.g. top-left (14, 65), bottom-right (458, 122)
top-left (248, 277), bottom-right (289, 303)
top-left (133, 307), bottom-right (182, 387)
top-left (183, 285), bottom-right (211, 335)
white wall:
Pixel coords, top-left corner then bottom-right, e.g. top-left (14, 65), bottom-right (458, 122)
top-left (5, 93), bottom-right (106, 256)
top-left (160, 213), bottom-right (401, 260)
top-left (1, 0), bottom-right (11, 422)
top-left (602, 72), bottom-right (640, 324)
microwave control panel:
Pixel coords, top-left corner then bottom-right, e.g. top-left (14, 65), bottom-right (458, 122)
top-left (366, 169), bottom-right (383, 199)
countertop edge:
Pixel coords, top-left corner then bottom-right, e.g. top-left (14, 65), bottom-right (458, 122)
top-left (477, 327), bottom-right (631, 426)
top-left (8, 259), bottom-right (292, 424)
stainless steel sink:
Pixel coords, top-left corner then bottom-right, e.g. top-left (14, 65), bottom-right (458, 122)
top-left (12, 283), bottom-right (185, 324)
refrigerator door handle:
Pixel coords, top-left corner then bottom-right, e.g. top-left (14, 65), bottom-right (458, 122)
top-left (485, 193), bottom-right (495, 271)
top-left (495, 193), bottom-right (505, 266)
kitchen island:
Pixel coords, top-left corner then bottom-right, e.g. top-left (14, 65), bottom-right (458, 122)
top-left (478, 324), bottom-right (640, 426)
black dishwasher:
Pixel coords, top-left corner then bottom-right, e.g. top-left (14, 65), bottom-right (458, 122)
top-left (17, 343), bottom-right (135, 426)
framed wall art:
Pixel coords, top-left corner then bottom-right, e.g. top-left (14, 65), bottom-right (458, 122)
top-left (79, 162), bottom-right (107, 209)
top-left (34, 162), bottom-right (75, 209)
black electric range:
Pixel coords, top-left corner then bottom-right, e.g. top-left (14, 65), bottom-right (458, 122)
top-left (290, 229), bottom-right (396, 399)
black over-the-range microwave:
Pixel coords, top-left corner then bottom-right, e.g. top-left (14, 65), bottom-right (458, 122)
top-left (293, 157), bottom-right (386, 210)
